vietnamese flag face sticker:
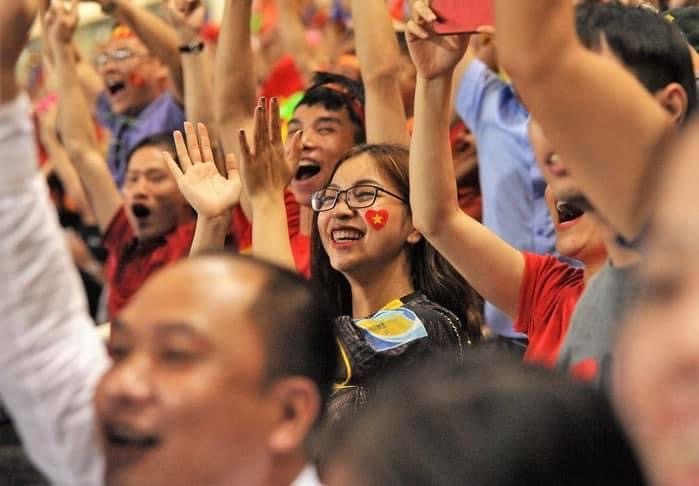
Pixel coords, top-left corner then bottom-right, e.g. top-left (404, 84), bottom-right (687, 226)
top-left (366, 209), bottom-right (389, 230)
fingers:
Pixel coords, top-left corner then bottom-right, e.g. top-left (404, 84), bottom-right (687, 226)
top-left (412, 0), bottom-right (437, 24)
top-left (286, 130), bottom-right (303, 175)
top-left (238, 128), bottom-right (252, 170)
top-left (225, 153), bottom-right (239, 180)
top-left (269, 97), bottom-right (283, 148)
top-left (183, 121), bottom-right (203, 164)
top-left (253, 97), bottom-right (269, 158)
top-left (172, 130), bottom-right (193, 172)
top-left (162, 151), bottom-right (183, 181)
top-left (406, 20), bottom-right (429, 41)
top-left (197, 123), bottom-right (215, 163)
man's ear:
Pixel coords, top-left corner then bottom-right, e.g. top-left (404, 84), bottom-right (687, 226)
top-left (267, 377), bottom-right (321, 454)
top-left (655, 82), bottom-right (689, 126)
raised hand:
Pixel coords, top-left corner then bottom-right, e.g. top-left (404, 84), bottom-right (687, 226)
top-left (406, 0), bottom-right (470, 80)
top-left (163, 0), bottom-right (206, 43)
top-left (44, 0), bottom-right (79, 47)
top-left (165, 122), bottom-right (242, 218)
top-left (238, 97), bottom-right (303, 202)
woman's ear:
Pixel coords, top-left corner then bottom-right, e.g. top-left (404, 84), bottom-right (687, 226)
top-left (406, 228), bottom-right (423, 245)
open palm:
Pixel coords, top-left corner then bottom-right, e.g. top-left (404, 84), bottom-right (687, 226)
top-left (165, 122), bottom-right (242, 219)
top-left (175, 160), bottom-right (241, 217)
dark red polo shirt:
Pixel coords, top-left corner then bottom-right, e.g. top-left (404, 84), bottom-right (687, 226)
top-left (103, 207), bottom-right (195, 318)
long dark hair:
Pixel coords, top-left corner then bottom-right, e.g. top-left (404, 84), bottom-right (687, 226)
top-left (310, 144), bottom-right (482, 341)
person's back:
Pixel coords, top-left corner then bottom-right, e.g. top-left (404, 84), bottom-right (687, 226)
top-left (324, 353), bottom-right (646, 486)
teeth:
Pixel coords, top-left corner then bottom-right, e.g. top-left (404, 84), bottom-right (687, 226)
top-left (549, 153), bottom-right (560, 164)
top-left (332, 229), bottom-right (363, 242)
top-left (556, 201), bottom-right (568, 211)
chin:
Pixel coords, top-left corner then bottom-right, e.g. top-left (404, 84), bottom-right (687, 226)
top-left (289, 186), bottom-right (312, 208)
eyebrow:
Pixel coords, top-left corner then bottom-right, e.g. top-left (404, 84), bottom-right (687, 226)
top-left (314, 116), bottom-right (343, 125)
top-left (327, 178), bottom-right (382, 189)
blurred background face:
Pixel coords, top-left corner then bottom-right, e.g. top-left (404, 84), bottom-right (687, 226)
top-left (316, 153), bottom-right (413, 278)
top-left (287, 104), bottom-right (358, 207)
top-left (96, 36), bottom-right (165, 115)
top-left (122, 145), bottom-right (192, 242)
top-left (613, 133), bottom-right (699, 486)
top-left (94, 262), bottom-right (277, 486)
top-left (544, 186), bottom-right (606, 263)
top-left (529, 118), bottom-right (585, 203)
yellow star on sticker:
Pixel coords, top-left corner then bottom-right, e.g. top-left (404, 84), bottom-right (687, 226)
top-left (372, 214), bottom-right (384, 225)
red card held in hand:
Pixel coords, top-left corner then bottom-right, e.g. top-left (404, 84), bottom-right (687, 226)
top-left (431, 0), bottom-right (493, 35)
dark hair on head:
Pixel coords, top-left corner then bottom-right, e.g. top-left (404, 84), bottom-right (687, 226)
top-left (194, 252), bottom-right (338, 416)
top-left (310, 144), bottom-right (483, 342)
top-left (126, 132), bottom-right (179, 168)
top-left (327, 351), bottom-right (646, 486)
top-left (576, 2), bottom-right (697, 118)
top-left (296, 72), bottom-right (366, 144)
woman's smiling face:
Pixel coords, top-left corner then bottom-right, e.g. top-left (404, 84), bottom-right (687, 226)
top-left (316, 152), bottom-right (417, 277)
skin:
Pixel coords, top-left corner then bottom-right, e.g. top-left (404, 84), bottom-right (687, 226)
top-left (95, 258), bottom-right (314, 486)
top-left (317, 153), bottom-right (420, 317)
top-left (96, 36), bottom-right (168, 115)
top-left (613, 122), bottom-right (699, 486)
top-left (122, 145), bottom-right (193, 241)
top-left (287, 104), bottom-right (358, 207)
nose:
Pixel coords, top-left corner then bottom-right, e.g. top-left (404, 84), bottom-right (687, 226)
top-left (301, 128), bottom-right (318, 151)
top-left (329, 191), bottom-right (355, 218)
top-left (100, 355), bottom-right (154, 410)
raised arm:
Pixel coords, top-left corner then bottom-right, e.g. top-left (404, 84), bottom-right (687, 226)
top-left (407, 1), bottom-right (524, 319)
top-left (238, 98), bottom-right (302, 272)
top-left (86, 0), bottom-right (184, 102)
top-left (0, 2), bottom-right (108, 483)
top-left (47, 0), bottom-right (122, 233)
top-left (351, 0), bottom-right (410, 144)
top-left (495, 0), bottom-right (674, 240)
top-left (164, 122), bottom-right (241, 255)
top-left (275, 0), bottom-right (318, 81)
top-left (215, 0), bottom-right (256, 158)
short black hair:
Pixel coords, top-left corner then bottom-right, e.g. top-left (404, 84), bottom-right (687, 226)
top-left (328, 352), bottom-right (646, 485)
top-left (250, 266), bottom-right (337, 413)
top-left (296, 72), bottom-right (366, 144)
top-left (576, 2), bottom-right (697, 117)
top-left (126, 132), bottom-right (179, 168)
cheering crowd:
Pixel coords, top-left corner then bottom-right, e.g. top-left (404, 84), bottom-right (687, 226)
top-left (1, 0), bottom-right (699, 484)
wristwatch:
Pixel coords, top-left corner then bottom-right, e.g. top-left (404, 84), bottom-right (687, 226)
top-left (179, 41), bottom-right (206, 54)
top-left (101, 0), bottom-right (117, 14)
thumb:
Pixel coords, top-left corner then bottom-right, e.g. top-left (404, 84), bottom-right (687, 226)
top-left (285, 130), bottom-right (303, 174)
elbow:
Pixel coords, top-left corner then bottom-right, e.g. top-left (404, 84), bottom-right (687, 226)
top-left (412, 207), bottom-right (454, 240)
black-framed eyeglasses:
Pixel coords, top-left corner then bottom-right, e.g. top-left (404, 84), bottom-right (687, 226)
top-left (95, 47), bottom-right (147, 68)
top-left (311, 184), bottom-right (407, 212)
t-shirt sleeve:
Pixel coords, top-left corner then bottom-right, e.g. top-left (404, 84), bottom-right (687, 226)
top-left (455, 59), bottom-right (505, 134)
top-left (515, 252), bottom-right (580, 335)
top-left (103, 206), bottom-right (132, 254)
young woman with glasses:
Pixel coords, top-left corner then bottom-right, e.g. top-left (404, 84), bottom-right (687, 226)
top-left (169, 98), bottom-right (482, 431)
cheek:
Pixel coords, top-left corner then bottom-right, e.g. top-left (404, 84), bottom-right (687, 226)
top-left (363, 208), bottom-right (391, 232)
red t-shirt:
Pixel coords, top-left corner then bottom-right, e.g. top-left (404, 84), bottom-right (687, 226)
top-left (514, 252), bottom-right (585, 368)
top-left (230, 190), bottom-right (311, 278)
top-left (103, 207), bottom-right (196, 318)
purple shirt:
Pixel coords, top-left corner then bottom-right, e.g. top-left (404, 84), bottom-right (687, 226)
top-left (96, 91), bottom-right (185, 188)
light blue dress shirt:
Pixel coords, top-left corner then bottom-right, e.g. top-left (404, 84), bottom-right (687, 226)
top-left (456, 60), bottom-right (555, 338)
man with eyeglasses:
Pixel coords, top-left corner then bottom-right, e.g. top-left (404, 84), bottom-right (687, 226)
top-left (56, 0), bottom-right (188, 188)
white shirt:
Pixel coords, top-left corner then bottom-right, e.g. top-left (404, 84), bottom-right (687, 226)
top-left (291, 465), bottom-right (323, 486)
top-left (0, 93), bottom-right (109, 485)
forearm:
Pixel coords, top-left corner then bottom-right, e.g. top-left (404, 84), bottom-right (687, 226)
top-left (250, 194), bottom-right (296, 271)
top-left (43, 138), bottom-right (96, 224)
top-left (109, 0), bottom-right (184, 99)
top-left (190, 214), bottom-right (230, 255)
top-left (496, 0), bottom-right (672, 239)
top-left (75, 54), bottom-right (105, 108)
top-left (0, 92), bottom-right (108, 486)
top-left (351, 0), bottom-right (409, 144)
top-left (411, 75), bottom-right (460, 233)
top-left (182, 49), bottom-right (216, 135)
top-left (215, 0), bottom-right (256, 157)
top-left (275, 0), bottom-right (315, 80)
top-left (411, 75), bottom-right (524, 318)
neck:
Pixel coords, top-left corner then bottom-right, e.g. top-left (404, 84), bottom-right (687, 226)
top-left (581, 255), bottom-right (605, 284)
top-left (264, 451), bottom-right (309, 486)
top-left (299, 206), bottom-right (313, 236)
top-left (346, 254), bottom-right (415, 318)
